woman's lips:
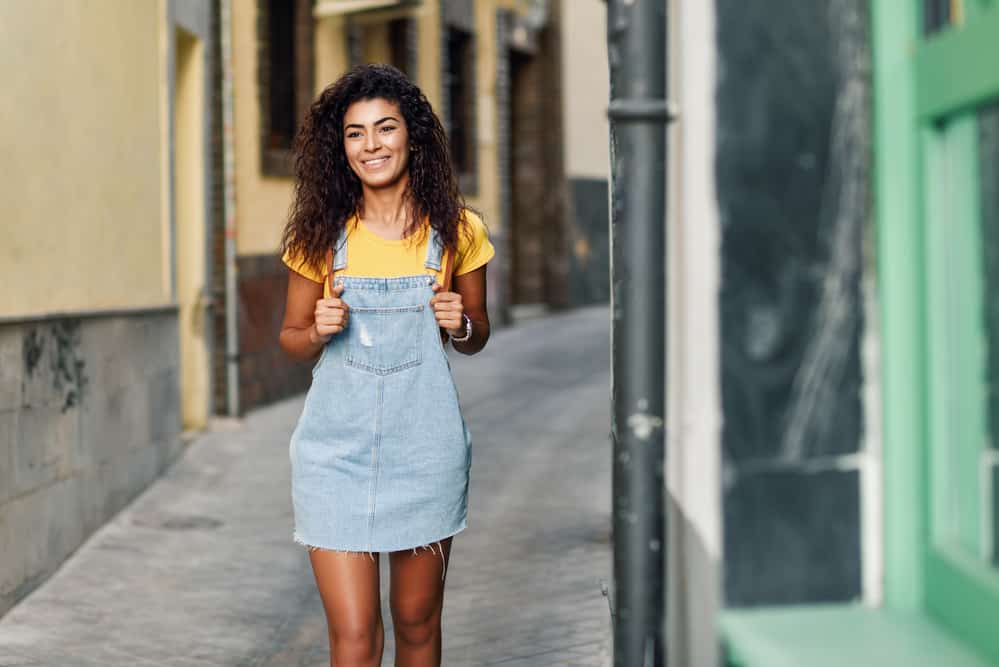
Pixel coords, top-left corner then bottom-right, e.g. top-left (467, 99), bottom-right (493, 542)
top-left (361, 156), bottom-right (390, 170)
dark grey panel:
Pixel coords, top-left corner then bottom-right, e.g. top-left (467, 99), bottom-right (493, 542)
top-left (724, 469), bottom-right (862, 605)
top-left (173, 0), bottom-right (213, 38)
top-left (716, 0), bottom-right (867, 463)
top-left (442, 0), bottom-right (474, 31)
top-left (716, 0), bottom-right (870, 606)
top-left (568, 178), bottom-right (610, 307)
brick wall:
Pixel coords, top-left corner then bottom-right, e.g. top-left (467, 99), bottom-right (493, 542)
top-left (236, 255), bottom-right (312, 412)
top-left (505, 3), bottom-right (569, 310)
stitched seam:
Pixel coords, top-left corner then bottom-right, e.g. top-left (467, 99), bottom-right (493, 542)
top-left (344, 356), bottom-right (422, 376)
top-left (350, 305), bottom-right (425, 315)
top-left (335, 275), bottom-right (435, 290)
top-left (310, 343), bottom-right (328, 378)
top-left (367, 378), bottom-right (384, 552)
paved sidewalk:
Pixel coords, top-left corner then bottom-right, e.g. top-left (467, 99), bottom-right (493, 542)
top-left (0, 306), bottom-right (612, 666)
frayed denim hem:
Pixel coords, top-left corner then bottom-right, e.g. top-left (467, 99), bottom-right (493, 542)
top-left (293, 533), bottom-right (451, 581)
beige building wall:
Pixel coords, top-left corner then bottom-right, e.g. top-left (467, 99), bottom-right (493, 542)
top-left (315, 16), bottom-right (351, 90)
top-left (361, 22), bottom-right (393, 64)
top-left (415, 0), bottom-right (443, 112)
top-left (561, 0), bottom-right (610, 180)
top-left (0, 1), bottom-right (168, 318)
top-left (336, 2), bottom-right (443, 110)
top-left (467, 2), bottom-right (498, 226)
top-left (173, 28), bottom-right (210, 429)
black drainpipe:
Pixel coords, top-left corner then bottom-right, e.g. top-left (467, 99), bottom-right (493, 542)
top-left (606, 0), bottom-right (670, 664)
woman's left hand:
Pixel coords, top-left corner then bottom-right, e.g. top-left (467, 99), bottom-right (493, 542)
top-left (430, 283), bottom-right (465, 336)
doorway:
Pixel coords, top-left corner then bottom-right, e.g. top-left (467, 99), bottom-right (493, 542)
top-left (507, 48), bottom-right (548, 317)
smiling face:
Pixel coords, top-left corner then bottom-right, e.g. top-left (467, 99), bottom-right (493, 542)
top-left (342, 97), bottom-right (411, 191)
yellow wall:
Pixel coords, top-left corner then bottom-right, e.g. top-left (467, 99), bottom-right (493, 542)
top-left (415, 0), bottom-right (443, 112)
top-left (316, 16), bottom-right (351, 90)
top-left (231, 0), bottom-right (298, 256)
top-left (466, 2), bottom-right (500, 230)
top-left (174, 28), bottom-right (210, 429)
top-left (0, 1), bottom-right (167, 317)
top-left (362, 22), bottom-right (393, 64)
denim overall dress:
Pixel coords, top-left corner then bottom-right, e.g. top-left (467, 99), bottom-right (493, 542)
top-left (289, 225), bottom-right (471, 553)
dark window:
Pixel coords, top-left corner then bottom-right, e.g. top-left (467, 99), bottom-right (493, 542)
top-left (266, 0), bottom-right (296, 151)
top-left (259, 0), bottom-right (314, 176)
top-left (446, 27), bottom-right (475, 184)
top-left (924, 0), bottom-right (952, 36)
top-left (389, 19), bottom-right (412, 79)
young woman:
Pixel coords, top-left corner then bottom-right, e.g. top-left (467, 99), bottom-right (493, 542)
top-left (278, 64), bottom-right (494, 666)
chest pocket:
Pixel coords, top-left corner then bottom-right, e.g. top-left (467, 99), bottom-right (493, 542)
top-left (344, 304), bottom-right (425, 376)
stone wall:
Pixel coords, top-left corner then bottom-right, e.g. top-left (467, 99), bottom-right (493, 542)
top-left (0, 312), bottom-right (183, 617)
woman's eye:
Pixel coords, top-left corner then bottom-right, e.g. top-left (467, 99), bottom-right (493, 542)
top-left (346, 131), bottom-right (362, 139)
top-left (380, 126), bottom-right (396, 133)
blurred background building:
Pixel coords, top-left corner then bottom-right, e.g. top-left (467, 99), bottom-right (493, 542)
top-left (0, 0), bottom-right (609, 620)
top-left (1, 0), bottom-right (214, 620)
top-left (231, 0), bottom-right (609, 411)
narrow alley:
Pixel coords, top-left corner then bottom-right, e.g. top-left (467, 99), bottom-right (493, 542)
top-left (0, 306), bottom-right (612, 667)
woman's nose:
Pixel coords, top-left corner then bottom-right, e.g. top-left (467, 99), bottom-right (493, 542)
top-left (365, 132), bottom-right (381, 152)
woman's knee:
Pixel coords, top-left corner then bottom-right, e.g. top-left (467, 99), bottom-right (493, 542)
top-left (329, 617), bottom-right (383, 661)
top-left (391, 603), bottom-right (440, 647)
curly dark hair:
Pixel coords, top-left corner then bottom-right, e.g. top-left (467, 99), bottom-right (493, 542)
top-left (281, 63), bottom-right (470, 278)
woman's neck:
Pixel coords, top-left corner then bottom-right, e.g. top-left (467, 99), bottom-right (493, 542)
top-left (359, 177), bottom-right (412, 239)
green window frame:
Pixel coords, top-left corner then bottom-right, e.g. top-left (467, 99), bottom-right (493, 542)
top-left (875, 0), bottom-right (999, 661)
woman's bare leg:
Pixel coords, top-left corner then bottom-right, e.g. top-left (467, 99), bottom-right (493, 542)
top-left (308, 549), bottom-right (384, 667)
top-left (388, 537), bottom-right (453, 667)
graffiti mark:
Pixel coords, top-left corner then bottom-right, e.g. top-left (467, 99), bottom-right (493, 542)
top-left (21, 320), bottom-right (89, 412)
top-left (50, 320), bottom-right (88, 413)
top-left (23, 329), bottom-right (43, 376)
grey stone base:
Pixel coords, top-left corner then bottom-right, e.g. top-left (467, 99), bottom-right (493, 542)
top-left (0, 311), bottom-right (182, 618)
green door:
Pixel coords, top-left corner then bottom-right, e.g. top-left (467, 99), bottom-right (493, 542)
top-left (876, 0), bottom-right (999, 661)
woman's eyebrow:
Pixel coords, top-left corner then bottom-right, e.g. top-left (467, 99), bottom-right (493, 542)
top-left (343, 116), bottom-right (399, 131)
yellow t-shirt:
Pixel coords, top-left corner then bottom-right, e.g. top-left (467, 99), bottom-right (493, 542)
top-left (282, 209), bottom-right (495, 296)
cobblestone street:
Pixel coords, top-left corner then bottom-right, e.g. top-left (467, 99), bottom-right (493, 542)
top-left (0, 306), bottom-right (612, 666)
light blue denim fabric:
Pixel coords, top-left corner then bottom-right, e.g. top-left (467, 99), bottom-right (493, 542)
top-left (289, 226), bottom-right (471, 553)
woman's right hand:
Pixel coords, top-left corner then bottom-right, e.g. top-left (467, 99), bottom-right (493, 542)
top-left (310, 283), bottom-right (350, 343)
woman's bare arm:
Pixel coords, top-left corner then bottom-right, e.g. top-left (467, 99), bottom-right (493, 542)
top-left (279, 270), bottom-right (350, 362)
top-left (431, 265), bottom-right (490, 356)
